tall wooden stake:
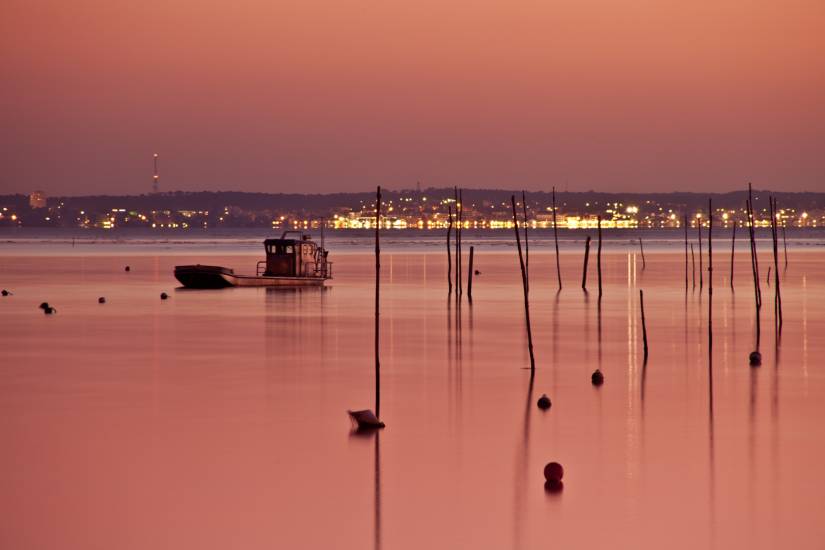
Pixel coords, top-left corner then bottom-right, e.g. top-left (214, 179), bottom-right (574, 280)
top-left (453, 186), bottom-right (461, 301)
top-left (522, 190), bottom-right (529, 279)
top-left (582, 235), bottom-right (591, 290)
top-left (698, 214), bottom-right (703, 290)
top-left (684, 213), bottom-right (689, 292)
top-left (597, 216), bottom-right (603, 299)
top-left (375, 186), bottom-right (381, 418)
top-left (639, 236), bottom-right (646, 270)
top-left (691, 243), bottom-right (696, 289)
top-left (552, 186), bottom-right (562, 290)
top-left (708, 198), bottom-right (713, 354)
top-left (459, 188), bottom-right (464, 299)
top-left (467, 245), bottom-right (475, 302)
top-left (770, 197), bottom-right (783, 331)
top-left (746, 197), bottom-right (760, 349)
top-left (447, 205), bottom-right (453, 295)
top-left (782, 218), bottom-right (788, 269)
top-left (640, 289), bottom-right (649, 362)
top-left (730, 221), bottom-right (736, 290)
top-left (748, 183), bottom-right (762, 308)
top-left (511, 195), bottom-right (535, 376)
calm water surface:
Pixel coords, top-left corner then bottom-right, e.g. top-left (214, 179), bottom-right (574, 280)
top-left (1, 245), bottom-right (824, 549)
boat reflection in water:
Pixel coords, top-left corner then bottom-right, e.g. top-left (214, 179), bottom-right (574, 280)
top-left (174, 231), bottom-right (333, 288)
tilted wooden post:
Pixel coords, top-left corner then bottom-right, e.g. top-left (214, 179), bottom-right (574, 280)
top-left (511, 195), bottom-right (535, 376)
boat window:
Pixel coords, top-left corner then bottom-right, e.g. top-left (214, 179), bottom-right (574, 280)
top-left (285, 245), bottom-right (294, 254)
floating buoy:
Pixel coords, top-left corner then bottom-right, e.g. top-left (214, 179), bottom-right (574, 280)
top-left (125, 266), bottom-right (130, 272)
top-left (474, 269), bottom-right (481, 275)
top-left (537, 394), bottom-right (552, 410)
top-left (98, 297), bottom-right (106, 304)
top-left (160, 292), bottom-right (168, 300)
top-left (347, 409), bottom-right (385, 430)
top-left (544, 462), bottom-right (564, 483)
top-left (1, 289), bottom-right (9, 296)
top-left (749, 351), bottom-right (762, 366)
top-left (44, 306), bottom-right (56, 315)
top-left (39, 302), bottom-right (50, 310)
top-left (591, 369), bottom-right (604, 386)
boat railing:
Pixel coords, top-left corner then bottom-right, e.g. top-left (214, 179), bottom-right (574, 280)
top-left (256, 260), bottom-right (332, 278)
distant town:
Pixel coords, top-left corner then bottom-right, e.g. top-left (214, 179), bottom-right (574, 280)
top-left (1, 188), bottom-right (823, 230)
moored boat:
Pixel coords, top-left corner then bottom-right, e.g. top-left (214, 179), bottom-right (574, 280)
top-left (174, 231), bottom-right (332, 288)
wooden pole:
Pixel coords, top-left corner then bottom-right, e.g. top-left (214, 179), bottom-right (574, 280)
top-left (522, 190), bottom-right (529, 279)
top-left (730, 221), bottom-right (736, 290)
top-left (467, 245), bottom-right (475, 301)
top-left (771, 197), bottom-right (783, 331)
top-left (375, 186), bottom-right (381, 418)
top-left (454, 187), bottom-right (459, 300)
top-left (748, 183), bottom-right (762, 308)
top-left (708, 198), bottom-right (713, 354)
top-left (447, 205), bottom-right (453, 295)
top-left (639, 236), bottom-right (646, 270)
top-left (698, 214), bottom-right (703, 290)
top-left (640, 289), bottom-right (649, 362)
top-left (691, 243), bottom-right (696, 289)
top-left (552, 186), bottom-right (562, 290)
top-left (747, 197), bottom-right (760, 349)
top-left (782, 218), bottom-right (788, 269)
top-left (511, 195), bottom-right (535, 375)
top-left (582, 235), bottom-right (591, 290)
top-left (597, 216), bottom-right (603, 299)
top-left (456, 189), bottom-right (464, 301)
top-left (684, 213), bottom-right (689, 292)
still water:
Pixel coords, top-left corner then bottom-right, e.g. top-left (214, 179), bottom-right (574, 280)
top-left (1, 245), bottom-right (824, 549)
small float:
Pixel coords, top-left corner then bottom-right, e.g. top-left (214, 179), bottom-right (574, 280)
top-left (174, 231), bottom-right (333, 288)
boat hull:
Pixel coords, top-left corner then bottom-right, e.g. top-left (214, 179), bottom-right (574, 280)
top-left (174, 264), bottom-right (327, 289)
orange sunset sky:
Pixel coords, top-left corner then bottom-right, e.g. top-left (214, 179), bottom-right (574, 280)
top-left (1, 0), bottom-right (824, 195)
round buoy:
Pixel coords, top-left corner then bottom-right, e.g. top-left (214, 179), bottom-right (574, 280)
top-left (474, 269), bottom-right (481, 275)
top-left (39, 302), bottom-right (50, 310)
top-left (44, 306), bottom-right (56, 315)
top-left (591, 369), bottom-right (604, 386)
top-left (98, 297), bottom-right (106, 304)
top-left (1, 289), bottom-right (9, 296)
top-left (537, 394), bottom-right (552, 410)
top-left (160, 292), bottom-right (168, 300)
top-left (749, 351), bottom-right (762, 366)
top-left (125, 266), bottom-right (131, 272)
top-left (544, 462), bottom-right (564, 483)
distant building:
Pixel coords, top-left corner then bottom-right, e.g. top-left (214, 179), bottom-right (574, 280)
top-left (29, 191), bottom-right (47, 208)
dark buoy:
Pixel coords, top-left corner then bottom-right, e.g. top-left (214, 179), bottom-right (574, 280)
top-left (125, 266), bottom-right (130, 272)
top-left (544, 462), bottom-right (564, 483)
top-left (347, 409), bottom-right (385, 430)
top-left (160, 292), bottom-right (168, 300)
top-left (98, 297), bottom-right (106, 304)
top-left (474, 269), bottom-right (481, 275)
top-left (44, 306), bottom-right (56, 315)
top-left (591, 369), bottom-right (604, 386)
top-left (39, 302), bottom-right (50, 310)
top-left (1, 289), bottom-right (9, 296)
top-left (749, 351), bottom-right (762, 366)
top-left (537, 394), bottom-right (552, 410)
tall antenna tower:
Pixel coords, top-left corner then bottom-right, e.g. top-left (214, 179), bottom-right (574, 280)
top-left (152, 153), bottom-right (160, 194)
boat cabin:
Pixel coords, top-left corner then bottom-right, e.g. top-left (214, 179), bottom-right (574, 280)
top-left (259, 231), bottom-right (331, 278)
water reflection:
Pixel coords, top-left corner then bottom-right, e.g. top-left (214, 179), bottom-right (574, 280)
top-left (349, 429), bottom-right (382, 550)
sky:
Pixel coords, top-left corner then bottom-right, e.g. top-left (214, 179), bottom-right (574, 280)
top-left (1, 0), bottom-right (824, 196)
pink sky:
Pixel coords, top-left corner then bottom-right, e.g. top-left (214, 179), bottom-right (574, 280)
top-left (1, 0), bottom-right (824, 195)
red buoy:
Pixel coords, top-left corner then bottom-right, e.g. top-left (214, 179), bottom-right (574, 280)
top-left (544, 462), bottom-right (564, 483)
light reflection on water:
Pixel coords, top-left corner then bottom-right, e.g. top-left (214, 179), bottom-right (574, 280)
top-left (1, 250), bottom-right (825, 549)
